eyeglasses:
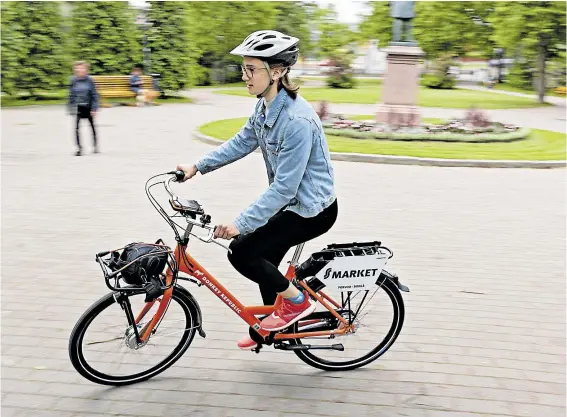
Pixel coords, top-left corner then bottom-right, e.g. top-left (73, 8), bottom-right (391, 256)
top-left (240, 65), bottom-right (269, 79)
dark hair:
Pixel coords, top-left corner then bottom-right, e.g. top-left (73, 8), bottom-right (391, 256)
top-left (270, 65), bottom-right (299, 99)
top-left (134, 63), bottom-right (144, 70)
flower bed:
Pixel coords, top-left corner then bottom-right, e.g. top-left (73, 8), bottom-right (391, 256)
top-left (321, 109), bottom-right (529, 143)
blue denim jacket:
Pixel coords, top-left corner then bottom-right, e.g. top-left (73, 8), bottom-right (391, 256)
top-left (195, 88), bottom-right (336, 235)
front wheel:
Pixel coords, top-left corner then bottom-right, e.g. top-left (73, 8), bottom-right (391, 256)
top-left (293, 277), bottom-right (405, 371)
top-left (68, 285), bottom-right (198, 385)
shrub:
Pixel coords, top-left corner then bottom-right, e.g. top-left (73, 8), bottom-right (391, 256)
top-left (421, 55), bottom-right (457, 90)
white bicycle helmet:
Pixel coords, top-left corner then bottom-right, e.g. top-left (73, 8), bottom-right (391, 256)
top-left (230, 30), bottom-right (299, 67)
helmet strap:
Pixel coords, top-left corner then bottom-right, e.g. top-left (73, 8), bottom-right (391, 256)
top-left (257, 61), bottom-right (275, 99)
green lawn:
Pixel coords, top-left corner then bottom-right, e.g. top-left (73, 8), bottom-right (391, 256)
top-left (215, 85), bottom-right (550, 109)
top-left (1, 92), bottom-right (192, 107)
top-left (492, 83), bottom-right (565, 98)
top-left (199, 115), bottom-right (566, 161)
top-left (191, 82), bottom-right (246, 89)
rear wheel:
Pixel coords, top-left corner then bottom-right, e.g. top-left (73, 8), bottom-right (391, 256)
top-left (68, 285), bottom-right (198, 385)
top-left (292, 277), bottom-right (405, 371)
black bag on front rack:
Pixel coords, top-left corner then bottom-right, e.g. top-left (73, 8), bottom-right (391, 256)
top-left (109, 242), bottom-right (169, 286)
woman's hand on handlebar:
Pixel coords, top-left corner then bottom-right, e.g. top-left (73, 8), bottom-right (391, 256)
top-left (214, 224), bottom-right (240, 240)
top-left (176, 164), bottom-right (199, 182)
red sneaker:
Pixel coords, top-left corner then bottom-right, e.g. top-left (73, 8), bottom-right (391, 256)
top-left (260, 291), bottom-right (316, 331)
top-left (237, 335), bottom-right (257, 350)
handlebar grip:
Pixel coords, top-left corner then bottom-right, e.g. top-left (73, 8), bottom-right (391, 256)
top-left (96, 251), bottom-right (110, 258)
top-left (167, 170), bottom-right (186, 182)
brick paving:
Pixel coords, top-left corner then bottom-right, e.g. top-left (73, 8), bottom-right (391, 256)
top-left (1, 97), bottom-right (565, 416)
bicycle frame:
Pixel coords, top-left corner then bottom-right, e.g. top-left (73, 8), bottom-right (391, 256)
top-left (135, 241), bottom-right (351, 343)
top-left (126, 172), bottom-right (354, 344)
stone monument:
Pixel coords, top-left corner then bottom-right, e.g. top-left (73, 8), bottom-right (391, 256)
top-left (376, 1), bottom-right (424, 126)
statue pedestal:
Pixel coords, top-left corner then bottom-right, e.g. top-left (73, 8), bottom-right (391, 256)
top-left (376, 44), bottom-right (424, 126)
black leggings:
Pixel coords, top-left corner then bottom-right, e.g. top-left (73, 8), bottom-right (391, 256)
top-left (228, 199), bottom-right (338, 305)
top-left (75, 107), bottom-right (97, 149)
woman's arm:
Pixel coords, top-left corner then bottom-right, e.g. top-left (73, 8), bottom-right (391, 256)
top-left (233, 117), bottom-right (313, 235)
top-left (195, 114), bottom-right (259, 174)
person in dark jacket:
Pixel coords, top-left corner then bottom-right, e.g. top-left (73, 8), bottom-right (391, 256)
top-left (68, 61), bottom-right (99, 156)
top-left (129, 64), bottom-right (156, 106)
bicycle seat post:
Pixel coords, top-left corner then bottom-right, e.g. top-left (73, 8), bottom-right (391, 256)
top-left (290, 243), bottom-right (305, 266)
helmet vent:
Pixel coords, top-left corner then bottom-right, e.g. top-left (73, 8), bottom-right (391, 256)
top-left (254, 43), bottom-right (273, 51)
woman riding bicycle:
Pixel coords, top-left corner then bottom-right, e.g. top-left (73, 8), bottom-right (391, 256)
top-left (177, 30), bottom-right (337, 350)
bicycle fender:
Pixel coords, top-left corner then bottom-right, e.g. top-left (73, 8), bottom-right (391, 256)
top-left (174, 284), bottom-right (206, 338)
top-left (377, 270), bottom-right (410, 293)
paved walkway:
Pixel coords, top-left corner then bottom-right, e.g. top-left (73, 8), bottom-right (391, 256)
top-left (455, 84), bottom-right (566, 108)
top-left (1, 96), bottom-right (565, 417)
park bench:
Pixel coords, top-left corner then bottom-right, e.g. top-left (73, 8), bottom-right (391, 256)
top-left (91, 75), bottom-right (159, 107)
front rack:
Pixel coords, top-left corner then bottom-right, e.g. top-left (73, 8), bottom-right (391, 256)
top-left (95, 239), bottom-right (178, 294)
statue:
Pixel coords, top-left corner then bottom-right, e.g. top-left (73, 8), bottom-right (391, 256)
top-left (390, 1), bottom-right (415, 44)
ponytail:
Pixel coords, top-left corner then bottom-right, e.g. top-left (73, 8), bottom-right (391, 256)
top-left (277, 69), bottom-right (300, 99)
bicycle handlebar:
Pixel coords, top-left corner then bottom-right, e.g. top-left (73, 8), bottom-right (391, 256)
top-left (162, 171), bottom-right (231, 253)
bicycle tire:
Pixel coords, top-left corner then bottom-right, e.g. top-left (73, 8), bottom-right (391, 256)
top-left (292, 277), bottom-right (405, 371)
top-left (68, 285), bottom-right (197, 386)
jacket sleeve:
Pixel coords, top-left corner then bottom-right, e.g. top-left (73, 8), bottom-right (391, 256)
top-left (195, 114), bottom-right (259, 175)
top-left (233, 117), bottom-right (313, 235)
top-left (90, 77), bottom-right (99, 111)
top-left (67, 77), bottom-right (75, 112)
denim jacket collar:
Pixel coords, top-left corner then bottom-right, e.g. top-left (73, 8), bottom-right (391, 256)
top-left (263, 88), bottom-right (288, 128)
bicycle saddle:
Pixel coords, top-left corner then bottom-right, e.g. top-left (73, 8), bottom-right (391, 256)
top-left (169, 197), bottom-right (205, 218)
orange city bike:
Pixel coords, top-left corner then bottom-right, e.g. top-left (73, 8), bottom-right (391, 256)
top-left (68, 171), bottom-right (410, 385)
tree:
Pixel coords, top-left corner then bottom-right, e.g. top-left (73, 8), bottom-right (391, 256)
top-left (187, 2), bottom-right (279, 85)
top-left (273, 2), bottom-right (314, 59)
top-left (358, 1), bottom-right (391, 47)
top-left (146, 1), bottom-right (193, 92)
top-left (314, 6), bottom-right (358, 88)
top-left (413, 1), bottom-right (494, 58)
top-left (69, 1), bottom-right (141, 75)
top-left (490, 1), bottom-right (566, 103)
top-left (358, 1), bottom-right (495, 58)
top-left (317, 7), bottom-right (357, 58)
top-left (1, 1), bottom-right (67, 96)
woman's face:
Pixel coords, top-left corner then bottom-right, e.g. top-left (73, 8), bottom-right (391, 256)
top-left (241, 56), bottom-right (283, 96)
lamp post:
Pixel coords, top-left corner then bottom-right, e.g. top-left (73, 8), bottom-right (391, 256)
top-left (215, 35), bottom-right (225, 84)
top-left (136, 10), bottom-right (152, 74)
top-left (494, 47), bottom-right (504, 84)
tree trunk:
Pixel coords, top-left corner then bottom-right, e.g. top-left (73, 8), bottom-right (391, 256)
top-left (537, 42), bottom-right (546, 104)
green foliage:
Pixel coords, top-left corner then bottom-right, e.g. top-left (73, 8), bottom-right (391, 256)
top-left (147, 1), bottom-right (192, 92)
top-left (359, 1), bottom-right (495, 58)
top-left (324, 127), bottom-right (531, 143)
top-left (421, 55), bottom-right (457, 89)
top-left (1, 1), bottom-right (67, 96)
top-left (273, 1), bottom-right (314, 58)
top-left (358, 2), bottom-right (391, 46)
top-left (490, 1), bottom-right (566, 102)
top-left (69, 1), bottom-right (141, 75)
top-left (200, 117), bottom-right (565, 161)
top-left (317, 6), bottom-right (357, 58)
top-left (325, 51), bottom-right (357, 89)
top-left (506, 60), bottom-right (534, 90)
top-left (326, 71), bottom-right (356, 89)
top-left (413, 1), bottom-right (494, 58)
top-left (187, 2), bottom-right (279, 85)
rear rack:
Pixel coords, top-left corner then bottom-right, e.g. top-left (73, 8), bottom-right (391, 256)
top-left (295, 241), bottom-right (393, 280)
